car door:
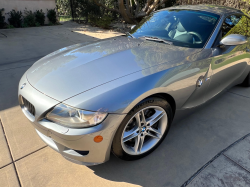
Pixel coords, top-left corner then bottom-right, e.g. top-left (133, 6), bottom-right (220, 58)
top-left (205, 14), bottom-right (250, 100)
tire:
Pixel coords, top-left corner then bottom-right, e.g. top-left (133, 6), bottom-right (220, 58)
top-left (112, 97), bottom-right (173, 161)
top-left (241, 72), bottom-right (250, 87)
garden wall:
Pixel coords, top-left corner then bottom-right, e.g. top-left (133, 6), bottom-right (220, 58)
top-left (0, 0), bottom-right (56, 24)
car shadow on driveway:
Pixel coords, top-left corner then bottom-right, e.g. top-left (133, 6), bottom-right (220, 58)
top-left (89, 89), bottom-right (250, 187)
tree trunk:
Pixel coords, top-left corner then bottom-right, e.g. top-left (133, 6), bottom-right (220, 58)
top-left (118, 0), bottom-right (135, 23)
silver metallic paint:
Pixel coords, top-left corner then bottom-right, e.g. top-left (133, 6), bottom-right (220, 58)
top-left (26, 37), bottom-right (201, 102)
top-left (220, 34), bottom-right (248, 46)
top-left (18, 5), bottom-right (250, 165)
top-left (19, 71), bottom-right (126, 164)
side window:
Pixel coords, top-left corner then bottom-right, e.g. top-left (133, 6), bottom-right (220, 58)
top-left (222, 14), bottom-right (250, 38)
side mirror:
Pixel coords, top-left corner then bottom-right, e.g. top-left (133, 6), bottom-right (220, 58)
top-left (131, 25), bottom-right (136, 30)
top-left (220, 34), bottom-right (247, 46)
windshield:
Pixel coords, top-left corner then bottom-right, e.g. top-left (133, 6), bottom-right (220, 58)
top-left (130, 9), bottom-right (220, 48)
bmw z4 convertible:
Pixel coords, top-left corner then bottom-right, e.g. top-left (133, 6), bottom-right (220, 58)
top-left (19, 5), bottom-right (250, 165)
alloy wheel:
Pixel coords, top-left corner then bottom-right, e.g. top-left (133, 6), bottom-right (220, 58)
top-left (121, 106), bottom-right (168, 155)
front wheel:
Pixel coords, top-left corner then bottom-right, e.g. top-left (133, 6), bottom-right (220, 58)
top-left (112, 97), bottom-right (173, 161)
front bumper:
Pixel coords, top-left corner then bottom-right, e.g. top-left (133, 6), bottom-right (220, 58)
top-left (18, 72), bottom-right (126, 165)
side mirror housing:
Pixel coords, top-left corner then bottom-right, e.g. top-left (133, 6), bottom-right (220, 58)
top-left (220, 34), bottom-right (247, 46)
top-left (131, 25), bottom-right (136, 30)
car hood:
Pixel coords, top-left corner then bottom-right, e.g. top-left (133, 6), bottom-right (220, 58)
top-left (26, 37), bottom-right (201, 101)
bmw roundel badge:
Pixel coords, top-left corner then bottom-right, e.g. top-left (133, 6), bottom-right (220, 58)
top-left (21, 83), bottom-right (26, 89)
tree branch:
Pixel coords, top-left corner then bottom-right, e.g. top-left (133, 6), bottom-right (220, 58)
top-left (146, 0), bottom-right (161, 15)
top-left (126, 0), bottom-right (130, 15)
top-left (118, 0), bottom-right (134, 23)
top-left (134, 0), bottom-right (140, 17)
top-left (142, 0), bottom-right (154, 12)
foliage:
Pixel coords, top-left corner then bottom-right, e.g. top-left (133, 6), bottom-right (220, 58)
top-left (56, 0), bottom-right (177, 23)
top-left (34, 10), bottom-right (45, 25)
top-left (165, 0), bottom-right (177, 7)
top-left (242, 0), bottom-right (250, 14)
top-left (0, 8), bottom-right (5, 29)
top-left (72, 0), bottom-right (101, 22)
top-left (55, 0), bottom-right (250, 25)
top-left (5, 8), bottom-right (58, 28)
top-left (178, 0), bottom-right (250, 12)
top-left (23, 9), bottom-right (36, 27)
top-left (7, 24), bottom-right (14, 29)
top-left (7, 10), bottom-right (22, 28)
top-left (89, 15), bottom-right (112, 28)
top-left (59, 15), bottom-right (72, 22)
top-left (35, 22), bottom-right (41, 27)
top-left (47, 9), bottom-right (57, 24)
top-left (48, 22), bottom-right (54, 26)
top-left (93, 0), bottom-right (176, 23)
top-left (224, 15), bottom-right (250, 37)
top-left (56, 0), bottom-right (71, 16)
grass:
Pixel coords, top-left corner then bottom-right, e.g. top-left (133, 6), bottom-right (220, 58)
top-left (58, 15), bottom-right (73, 22)
top-left (58, 16), bottom-right (87, 23)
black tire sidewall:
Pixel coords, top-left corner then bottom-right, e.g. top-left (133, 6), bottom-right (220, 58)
top-left (112, 97), bottom-right (173, 161)
top-left (241, 72), bottom-right (250, 87)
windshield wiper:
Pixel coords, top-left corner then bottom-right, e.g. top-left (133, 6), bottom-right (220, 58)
top-left (126, 32), bottom-right (135, 38)
top-left (139, 36), bottom-right (173, 45)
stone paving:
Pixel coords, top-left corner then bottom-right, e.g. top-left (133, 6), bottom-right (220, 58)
top-left (1, 21), bottom-right (250, 187)
top-left (183, 133), bottom-right (250, 186)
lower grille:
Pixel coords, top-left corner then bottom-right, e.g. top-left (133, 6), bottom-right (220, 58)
top-left (21, 96), bottom-right (35, 116)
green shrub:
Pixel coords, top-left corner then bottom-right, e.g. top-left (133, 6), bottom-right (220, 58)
top-left (0, 8), bottom-right (5, 29)
top-left (7, 10), bottom-right (22, 28)
top-left (22, 23), bottom-right (28, 27)
top-left (23, 9), bottom-right (36, 27)
top-left (47, 9), bottom-right (57, 24)
top-left (89, 15), bottom-right (112, 29)
top-left (7, 24), bottom-right (14, 29)
top-left (34, 9), bottom-right (45, 25)
top-left (56, 0), bottom-right (71, 16)
top-left (35, 22), bottom-right (40, 27)
top-left (73, 0), bottom-right (101, 22)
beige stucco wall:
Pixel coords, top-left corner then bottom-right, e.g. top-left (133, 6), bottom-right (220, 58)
top-left (0, 0), bottom-right (56, 24)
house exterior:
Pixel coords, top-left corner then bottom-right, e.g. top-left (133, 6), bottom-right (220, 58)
top-left (0, 0), bottom-right (56, 24)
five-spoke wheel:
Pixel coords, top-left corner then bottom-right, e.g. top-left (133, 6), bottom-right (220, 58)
top-left (112, 97), bottom-right (173, 160)
top-left (122, 106), bottom-right (167, 155)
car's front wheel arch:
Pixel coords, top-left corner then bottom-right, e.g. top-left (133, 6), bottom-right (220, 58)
top-left (145, 93), bottom-right (176, 117)
top-left (122, 89), bottom-right (176, 116)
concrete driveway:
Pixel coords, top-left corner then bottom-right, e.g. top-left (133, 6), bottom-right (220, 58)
top-left (1, 21), bottom-right (250, 187)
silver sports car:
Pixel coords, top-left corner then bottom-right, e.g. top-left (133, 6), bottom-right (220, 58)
top-left (19, 5), bottom-right (250, 165)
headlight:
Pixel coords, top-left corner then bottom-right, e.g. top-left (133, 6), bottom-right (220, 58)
top-left (46, 104), bottom-right (107, 128)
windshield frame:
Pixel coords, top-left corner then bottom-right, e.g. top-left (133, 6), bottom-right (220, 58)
top-left (129, 9), bottom-right (222, 49)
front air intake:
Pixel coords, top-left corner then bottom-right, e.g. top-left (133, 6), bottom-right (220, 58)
top-left (21, 96), bottom-right (35, 116)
